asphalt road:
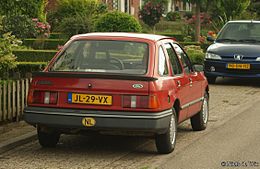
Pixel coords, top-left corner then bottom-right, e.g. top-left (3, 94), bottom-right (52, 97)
top-left (0, 77), bottom-right (260, 169)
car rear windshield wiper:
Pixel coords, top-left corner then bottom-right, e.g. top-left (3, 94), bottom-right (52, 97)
top-left (238, 39), bottom-right (260, 43)
top-left (216, 38), bottom-right (238, 42)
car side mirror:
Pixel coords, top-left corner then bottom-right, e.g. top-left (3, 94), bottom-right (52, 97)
top-left (207, 36), bottom-right (215, 42)
top-left (193, 64), bottom-right (204, 72)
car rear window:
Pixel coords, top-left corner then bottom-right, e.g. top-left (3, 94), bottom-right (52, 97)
top-left (217, 22), bottom-right (260, 42)
top-left (49, 40), bottom-right (149, 75)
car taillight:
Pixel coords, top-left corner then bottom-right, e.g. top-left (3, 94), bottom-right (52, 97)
top-left (30, 91), bottom-right (58, 104)
top-left (122, 95), bottom-right (159, 109)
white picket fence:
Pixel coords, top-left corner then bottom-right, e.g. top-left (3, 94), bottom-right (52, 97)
top-left (0, 79), bottom-right (31, 123)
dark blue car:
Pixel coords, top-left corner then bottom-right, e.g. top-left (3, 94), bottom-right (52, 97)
top-left (204, 20), bottom-right (260, 83)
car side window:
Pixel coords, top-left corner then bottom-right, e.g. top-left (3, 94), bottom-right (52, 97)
top-left (171, 43), bottom-right (193, 74)
top-left (158, 46), bottom-right (169, 76)
top-left (164, 43), bottom-right (183, 75)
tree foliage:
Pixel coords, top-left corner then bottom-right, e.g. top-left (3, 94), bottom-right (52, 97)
top-left (209, 0), bottom-right (251, 21)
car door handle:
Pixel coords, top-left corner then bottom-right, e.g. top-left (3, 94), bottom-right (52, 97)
top-left (177, 81), bottom-right (181, 88)
top-left (189, 78), bottom-right (193, 87)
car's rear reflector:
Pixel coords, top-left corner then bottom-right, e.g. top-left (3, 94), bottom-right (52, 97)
top-left (29, 91), bottom-right (58, 105)
top-left (122, 95), bottom-right (159, 109)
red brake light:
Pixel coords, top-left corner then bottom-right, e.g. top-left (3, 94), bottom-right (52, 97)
top-left (33, 91), bottom-right (45, 104)
top-left (122, 95), bottom-right (159, 109)
top-left (31, 91), bottom-right (58, 104)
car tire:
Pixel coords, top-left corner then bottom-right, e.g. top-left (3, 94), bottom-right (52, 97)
top-left (37, 127), bottom-right (60, 148)
top-left (155, 108), bottom-right (177, 154)
top-left (190, 93), bottom-right (209, 131)
top-left (206, 76), bottom-right (216, 84)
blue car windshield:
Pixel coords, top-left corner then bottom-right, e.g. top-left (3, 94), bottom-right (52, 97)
top-left (216, 22), bottom-right (260, 43)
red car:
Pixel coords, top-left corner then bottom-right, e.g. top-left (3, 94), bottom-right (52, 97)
top-left (24, 33), bottom-right (209, 154)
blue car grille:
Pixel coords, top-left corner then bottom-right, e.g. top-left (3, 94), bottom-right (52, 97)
top-left (221, 56), bottom-right (258, 61)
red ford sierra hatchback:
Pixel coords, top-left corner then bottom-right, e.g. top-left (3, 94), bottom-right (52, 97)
top-left (24, 33), bottom-right (209, 154)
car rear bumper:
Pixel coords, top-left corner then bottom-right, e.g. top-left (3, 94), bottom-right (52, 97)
top-left (204, 60), bottom-right (260, 78)
top-left (24, 107), bottom-right (172, 134)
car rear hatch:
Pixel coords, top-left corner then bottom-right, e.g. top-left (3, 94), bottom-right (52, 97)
top-left (28, 72), bottom-right (159, 112)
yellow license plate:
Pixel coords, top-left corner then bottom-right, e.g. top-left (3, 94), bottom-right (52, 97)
top-left (68, 93), bottom-right (112, 105)
top-left (227, 63), bottom-right (250, 70)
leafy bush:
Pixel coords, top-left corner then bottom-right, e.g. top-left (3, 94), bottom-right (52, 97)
top-left (58, 15), bottom-right (93, 37)
top-left (95, 12), bottom-right (142, 32)
top-left (47, 0), bottom-right (107, 31)
top-left (180, 42), bottom-right (210, 52)
top-left (166, 11), bottom-right (181, 21)
top-left (0, 0), bottom-right (47, 21)
top-left (12, 49), bottom-right (57, 62)
top-left (154, 20), bottom-right (184, 34)
top-left (0, 16), bottom-right (22, 77)
top-left (139, 1), bottom-right (165, 28)
top-left (2, 15), bottom-right (36, 39)
top-left (184, 11), bottom-right (193, 19)
top-left (184, 45), bottom-right (205, 65)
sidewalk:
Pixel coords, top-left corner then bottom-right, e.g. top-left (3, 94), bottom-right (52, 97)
top-left (0, 121), bottom-right (36, 154)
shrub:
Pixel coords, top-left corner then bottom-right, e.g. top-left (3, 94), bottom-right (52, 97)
top-left (0, 26), bottom-right (22, 77)
top-left (0, 0), bottom-right (47, 21)
top-left (184, 11), bottom-right (193, 19)
top-left (32, 18), bottom-right (51, 38)
top-left (2, 15), bottom-right (36, 39)
top-left (154, 20), bottom-right (184, 34)
top-left (58, 15), bottom-right (93, 37)
top-left (47, 0), bottom-right (107, 31)
top-left (95, 12), bottom-right (142, 32)
top-left (166, 11), bottom-right (181, 21)
top-left (139, 1), bottom-right (165, 28)
top-left (184, 45), bottom-right (205, 65)
top-left (12, 49), bottom-right (57, 62)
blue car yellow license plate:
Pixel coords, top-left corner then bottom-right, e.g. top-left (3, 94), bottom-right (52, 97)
top-left (227, 63), bottom-right (250, 70)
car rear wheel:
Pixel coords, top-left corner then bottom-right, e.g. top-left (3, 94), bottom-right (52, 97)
top-left (190, 93), bottom-right (209, 131)
top-left (206, 76), bottom-right (216, 84)
top-left (155, 108), bottom-right (177, 154)
top-left (37, 126), bottom-right (60, 148)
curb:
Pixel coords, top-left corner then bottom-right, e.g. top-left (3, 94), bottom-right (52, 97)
top-left (0, 130), bottom-right (37, 154)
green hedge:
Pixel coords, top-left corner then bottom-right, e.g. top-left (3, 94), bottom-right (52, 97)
top-left (22, 38), bottom-right (67, 50)
top-left (13, 49), bottom-right (57, 62)
top-left (49, 32), bottom-right (67, 39)
top-left (10, 62), bottom-right (47, 78)
top-left (156, 32), bottom-right (184, 41)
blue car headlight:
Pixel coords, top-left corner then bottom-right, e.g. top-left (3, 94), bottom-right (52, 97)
top-left (205, 53), bottom-right (222, 60)
top-left (256, 57), bottom-right (260, 61)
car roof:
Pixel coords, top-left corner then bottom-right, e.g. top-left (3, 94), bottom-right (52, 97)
top-left (71, 32), bottom-right (169, 42)
top-left (227, 20), bottom-right (260, 24)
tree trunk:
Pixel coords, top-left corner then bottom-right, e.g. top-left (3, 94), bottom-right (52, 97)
top-left (194, 3), bottom-right (201, 42)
